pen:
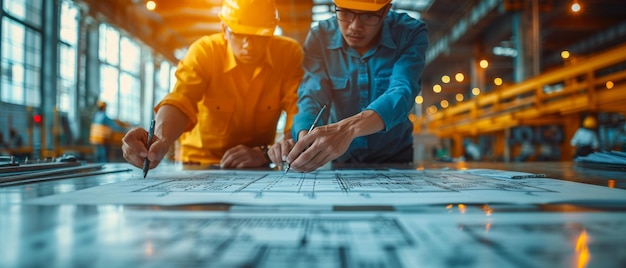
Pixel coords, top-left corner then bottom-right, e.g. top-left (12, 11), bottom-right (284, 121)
top-left (143, 119), bottom-right (155, 178)
top-left (285, 105), bottom-right (326, 173)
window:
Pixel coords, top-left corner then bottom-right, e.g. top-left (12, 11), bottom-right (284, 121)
top-left (1, 18), bottom-right (42, 106)
top-left (98, 24), bottom-right (142, 124)
top-left (3, 0), bottom-right (43, 27)
top-left (57, 0), bottom-right (79, 113)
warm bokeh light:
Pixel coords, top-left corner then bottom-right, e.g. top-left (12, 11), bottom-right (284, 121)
top-left (472, 87), bottom-right (481, 96)
top-left (455, 72), bottom-right (464, 82)
top-left (561, 50), bottom-right (570, 59)
top-left (606, 81), bottom-right (614, 89)
top-left (146, 0), bottom-right (156, 10)
top-left (427, 105), bottom-right (438, 114)
top-left (455, 93), bottom-right (464, 102)
top-left (479, 59), bottom-right (489, 68)
top-left (576, 230), bottom-right (590, 268)
top-left (494, 77), bottom-right (503, 86)
top-left (571, 2), bottom-right (581, 13)
top-left (458, 204), bottom-right (466, 214)
top-left (441, 75), bottom-right (451, 83)
top-left (433, 84), bottom-right (442, 93)
top-left (440, 99), bottom-right (449, 108)
top-left (608, 179), bottom-right (615, 188)
top-left (408, 113), bottom-right (417, 122)
top-left (482, 204), bottom-right (493, 216)
top-left (415, 95), bottom-right (423, 104)
top-left (145, 241), bottom-right (154, 256)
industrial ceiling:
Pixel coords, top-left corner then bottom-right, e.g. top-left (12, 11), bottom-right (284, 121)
top-left (78, 0), bottom-right (626, 110)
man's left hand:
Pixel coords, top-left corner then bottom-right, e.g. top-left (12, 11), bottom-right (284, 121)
top-left (221, 145), bottom-right (269, 168)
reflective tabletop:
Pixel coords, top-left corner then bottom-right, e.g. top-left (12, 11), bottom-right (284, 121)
top-left (1, 161), bottom-right (625, 267)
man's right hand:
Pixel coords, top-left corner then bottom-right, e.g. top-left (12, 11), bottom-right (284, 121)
top-left (122, 127), bottom-right (169, 170)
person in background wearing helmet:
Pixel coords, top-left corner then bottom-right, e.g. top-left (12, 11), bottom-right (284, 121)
top-left (90, 101), bottom-right (127, 162)
top-left (268, 0), bottom-right (428, 172)
top-left (122, 0), bottom-right (303, 170)
top-left (570, 115), bottom-right (600, 158)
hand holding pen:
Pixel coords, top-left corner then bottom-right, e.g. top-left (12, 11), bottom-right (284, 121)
top-left (142, 119), bottom-right (155, 178)
top-left (284, 105), bottom-right (326, 173)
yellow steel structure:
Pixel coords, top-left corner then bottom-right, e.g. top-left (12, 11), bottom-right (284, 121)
top-left (416, 44), bottom-right (626, 160)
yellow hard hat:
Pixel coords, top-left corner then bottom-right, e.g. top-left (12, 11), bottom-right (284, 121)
top-left (334, 0), bottom-right (391, 11)
top-left (219, 0), bottom-right (278, 36)
top-left (583, 116), bottom-right (597, 129)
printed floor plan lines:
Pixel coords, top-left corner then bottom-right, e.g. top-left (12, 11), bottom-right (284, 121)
top-left (27, 169), bottom-right (626, 206)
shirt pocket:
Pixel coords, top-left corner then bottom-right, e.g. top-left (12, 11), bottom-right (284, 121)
top-left (203, 99), bottom-right (235, 135)
top-left (254, 96), bottom-right (281, 136)
top-left (330, 76), bottom-right (348, 91)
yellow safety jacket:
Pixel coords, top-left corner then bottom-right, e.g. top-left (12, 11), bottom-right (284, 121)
top-left (155, 34), bottom-right (303, 165)
top-left (89, 124), bottom-right (112, 145)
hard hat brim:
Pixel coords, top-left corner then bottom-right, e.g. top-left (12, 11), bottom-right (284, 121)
top-left (334, 0), bottom-right (391, 12)
top-left (228, 24), bottom-right (276, 36)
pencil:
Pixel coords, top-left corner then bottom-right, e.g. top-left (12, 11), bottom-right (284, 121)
top-left (285, 105), bottom-right (326, 173)
top-left (143, 119), bottom-right (155, 178)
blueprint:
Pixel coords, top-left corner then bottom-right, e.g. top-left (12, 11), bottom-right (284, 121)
top-left (2, 210), bottom-right (625, 268)
top-left (27, 169), bottom-right (626, 206)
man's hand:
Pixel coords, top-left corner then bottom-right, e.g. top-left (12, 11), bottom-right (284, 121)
top-left (122, 127), bottom-right (170, 170)
top-left (267, 139), bottom-right (295, 169)
top-left (221, 145), bottom-right (269, 168)
top-left (286, 123), bottom-right (354, 172)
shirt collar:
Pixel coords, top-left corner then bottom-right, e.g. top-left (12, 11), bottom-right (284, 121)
top-left (223, 39), bottom-right (275, 73)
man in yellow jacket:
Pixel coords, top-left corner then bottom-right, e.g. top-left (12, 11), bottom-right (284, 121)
top-left (122, 0), bottom-right (303, 169)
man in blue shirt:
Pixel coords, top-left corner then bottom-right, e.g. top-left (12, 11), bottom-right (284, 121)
top-left (268, 0), bottom-right (428, 172)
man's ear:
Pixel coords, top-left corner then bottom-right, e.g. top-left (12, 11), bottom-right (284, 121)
top-left (380, 3), bottom-right (392, 20)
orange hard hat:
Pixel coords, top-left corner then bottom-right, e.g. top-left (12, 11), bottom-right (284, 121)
top-left (582, 116), bottom-right (597, 129)
top-left (219, 0), bottom-right (278, 36)
top-left (97, 101), bottom-right (107, 109)
top-left (334, 0), bottom-right (391, 11)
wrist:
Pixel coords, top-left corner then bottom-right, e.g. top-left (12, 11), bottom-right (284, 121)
top-left (258, 145), bottom-right (271, 164)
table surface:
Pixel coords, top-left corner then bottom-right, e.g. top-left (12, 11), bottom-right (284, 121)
top-left (1, 161), bottom-right (625, 267)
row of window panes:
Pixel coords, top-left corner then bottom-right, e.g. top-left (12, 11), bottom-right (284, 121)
top-left (3, 0), bottom-right (43, 27)
top-left (1, 17), bottom-right (41, 106)
top-left (1, 0), bottom-right (176, 125)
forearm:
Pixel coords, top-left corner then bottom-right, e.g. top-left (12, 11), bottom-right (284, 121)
top-left (333, 110), bottom-right (385, 140)
top-left (154, 105), bottom-right (189, 145)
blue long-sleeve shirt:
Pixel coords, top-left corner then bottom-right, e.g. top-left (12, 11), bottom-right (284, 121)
top-left (293, 11), bottom-right (429, 163)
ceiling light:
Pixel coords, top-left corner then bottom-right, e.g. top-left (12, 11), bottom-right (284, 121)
top-left (455, 73), bottom-right (464, 82)
top-left (606, 81), bottom-right (614, 89)
top-left (571, 2), bottom-right (581, 13)
top-left (494, 77), bottom-right (503, 86)
top-left (472, 87), bottom-right (481, 96)
top-left (146, 0), bottom-right (156, 11)
top-left (479, 60), bottom-right (489, 69)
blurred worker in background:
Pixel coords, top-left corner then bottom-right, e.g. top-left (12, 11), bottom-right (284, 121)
top-left (0, 132), bottom-right (7, 151)
top-left (268, 0), bottom-right (429, 172)
top-left (8, 128), bottom-right (23, 148)
top-left (613, 123), bottom-right (626, 151)
top-left (90, 101), bottom-right (127, 162)
top-left (122, 0), bottom-right (303, 170)
top-left (570, 115), bottom-right (600, 158)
